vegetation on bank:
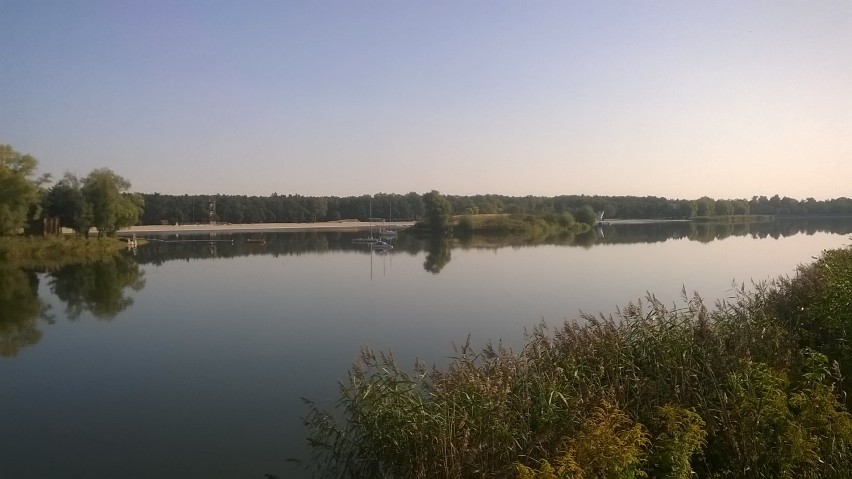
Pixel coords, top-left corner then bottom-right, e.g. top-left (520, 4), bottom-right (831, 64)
top-left (1, 144), bottom-right (143, 239)
top-left (45, 169), bottom-right (144, 236)
top-left (691, 214), bottom-right (775, 223)
top-left (5, 143), bottom-right (851, 233)
top-left (454, 213), bottom-right (591, 236)
top-left (0, 236), bottom-right (130, 269)
top-left (140, 190), bottom-right (852, 226)
top-left (412, 191), bottom-right (597, 236)
top-left (305, 244), bottom-right (852, 478)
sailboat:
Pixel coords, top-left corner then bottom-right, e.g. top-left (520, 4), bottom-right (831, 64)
top-left (374, 202), bottom-right (395, 250)
top-left (379, 203), bottom-right (398, 238)
top-left (352, 202), bottom-right (380, 244)
top-left (371, 240), bottom-right (393, 250)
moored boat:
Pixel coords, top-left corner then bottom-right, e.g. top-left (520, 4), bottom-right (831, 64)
top-left (371, 240), bottom-right (393, 250)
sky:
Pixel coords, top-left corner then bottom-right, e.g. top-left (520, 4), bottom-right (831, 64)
top-left (1, 1), bottom-right (850, 200)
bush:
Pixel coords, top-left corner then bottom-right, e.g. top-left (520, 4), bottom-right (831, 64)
top-left (574, 206), bottom-right (597, 225)
top-left (456, 215), bottom-right (474, 235)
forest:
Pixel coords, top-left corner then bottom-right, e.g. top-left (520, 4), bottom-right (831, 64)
top-left (1, 144), bottom-right (143, 237)
top-left (3, 144), bottom-right (852, 235)
top-left (139, 191), bottom-right (852, 226)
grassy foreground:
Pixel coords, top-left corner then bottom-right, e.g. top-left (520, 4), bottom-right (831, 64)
top-left (0, 235), bottom-right (130, 269)
top-left (305, 244), bottom-right (852, 478)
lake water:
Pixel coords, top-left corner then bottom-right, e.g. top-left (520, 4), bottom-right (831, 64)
top-left (1, 219), bottom-right (850, 478)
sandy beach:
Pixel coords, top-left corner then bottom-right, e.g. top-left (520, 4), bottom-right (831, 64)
top-left (114, 221), bottom-right (415, 235)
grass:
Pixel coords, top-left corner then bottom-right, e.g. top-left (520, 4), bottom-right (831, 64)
top-left (0, 235), bottom-right (129, 269)
top-left (304, 244), bottom-right (852, 478)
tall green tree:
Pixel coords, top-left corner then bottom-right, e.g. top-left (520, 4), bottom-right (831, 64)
top-left (574, 205), bottom-right (597, 225)
top-left (0, 145), bottom-right (41, 236)
top-left (714, 199), bottom-right (734, 216)
top-left (422, 190), bottom-right (452, 234)
top-left (44, 173), bottom-right (93, 236)
top-left (82, 168), bottom-right (144, 236)
top-left (732, 199), bottom-right (750, 215)
top-left (695, 196), bottom-right (715, 216)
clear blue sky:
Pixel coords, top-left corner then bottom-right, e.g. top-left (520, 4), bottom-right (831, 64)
top-left (1, 1), bottom-right (849, 199)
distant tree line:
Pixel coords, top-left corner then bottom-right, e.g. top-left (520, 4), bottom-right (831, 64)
top-left (140, 192), bottom-right (425, 225)
top-left (4, 144), bottom-right (851, 233)
top-left (140, 191), bottom-right (852, 225)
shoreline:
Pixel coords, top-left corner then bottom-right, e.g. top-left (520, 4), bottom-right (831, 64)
top-left (114, 221), bottom-right (415, 235)
top-left (99, 215), bottom-right (821, 236)
top-left (596, 219), bottom-right (691, 225)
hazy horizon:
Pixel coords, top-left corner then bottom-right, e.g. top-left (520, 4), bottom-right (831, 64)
top-left (2, 1), bottom-right (849, 200)
top-left (138, 189), bottom-right (846, 203)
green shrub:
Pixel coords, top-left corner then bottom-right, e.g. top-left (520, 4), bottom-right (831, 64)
top-left (648, 404), bottom-right (706, 479)
top-left (456, 215), bottom-right (474, 235)
top-left (517, 401), bottom-right (648, 479)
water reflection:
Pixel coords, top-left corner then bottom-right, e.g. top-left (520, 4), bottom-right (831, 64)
top-left (126, 218), bottom-right (852, 276)
top-left (598, 217), bottom-right (852, 245)
top-left (0, 255), bottom-right (145, 356)
top-left (3, 219), bottom-right (844, 356)
top-left (49, 254), bottom-right (146, 320)
top-left (2, 219), bottom-right (850, 479)
top-left (423, 238), bottom-right (452, 274)
top-left (132, 232), bottom-right (341, 265)
top-left (0, 266), bottom-right (45, 357)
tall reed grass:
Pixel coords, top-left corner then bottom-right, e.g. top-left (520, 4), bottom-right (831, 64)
top-left (305, 245), bottom-right (852, 478)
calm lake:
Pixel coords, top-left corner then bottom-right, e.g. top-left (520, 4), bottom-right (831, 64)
top-left (1, 219), bottom-right (851, 478)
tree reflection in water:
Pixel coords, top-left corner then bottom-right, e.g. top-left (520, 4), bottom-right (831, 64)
top-left (0, 267), bottom-right (45, 357)
top-left (423, 238), bottom-right (452, 274)
top-left (3, 218), bottom-right (845, 356)
top-left (49, 254), bottom-right (146, 320)
top-left (0, 254), bottom-right (145, 357)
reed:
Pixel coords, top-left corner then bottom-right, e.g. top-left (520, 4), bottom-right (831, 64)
top-left (305, 245), bottom-right (852, 478)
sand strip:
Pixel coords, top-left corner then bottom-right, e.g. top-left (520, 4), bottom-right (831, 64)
top-left (114, 221), bottom-right (415, 235)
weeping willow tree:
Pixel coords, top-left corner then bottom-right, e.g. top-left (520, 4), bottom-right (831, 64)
top-left (82, 168), bottom-right (144, 237)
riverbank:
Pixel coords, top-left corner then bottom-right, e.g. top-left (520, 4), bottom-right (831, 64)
top-left (114, 220), bottom-right (415, 235)
top-left (596, 218), bottom-right (691, 225)
top-left (0, 236), bottom-right (129, 269)
top-left (452, 213), bottom-right (591, 236)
